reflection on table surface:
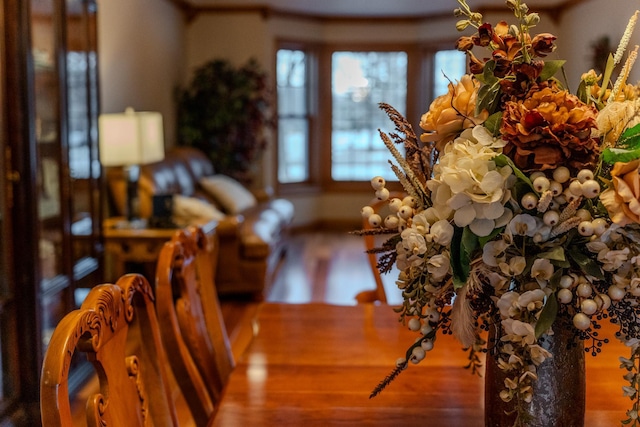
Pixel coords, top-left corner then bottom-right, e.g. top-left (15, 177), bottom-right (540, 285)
top-left (211, 303), bottom-right (631, 427)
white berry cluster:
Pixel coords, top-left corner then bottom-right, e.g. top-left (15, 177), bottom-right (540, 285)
top-left (517, 166), bottom-right (609, 241)
top-left (360, 176), bottom-right (417, 230)
top-left (515, 166), bottom-right (615, 330)
top-left (556, 273), bottom-right (612, 330)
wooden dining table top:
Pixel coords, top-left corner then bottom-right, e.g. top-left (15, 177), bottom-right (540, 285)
top-left (210, 302), bottom-right (632, 427)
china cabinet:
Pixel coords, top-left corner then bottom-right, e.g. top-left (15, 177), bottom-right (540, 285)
top-left (1, 0), bottom-right (102, 424)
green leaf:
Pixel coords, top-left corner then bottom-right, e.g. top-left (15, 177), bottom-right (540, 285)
top-left (602, 147), bottom-right (640, 164)
top-left (535, 292), bottom-right (558, 338)
top-left (450, 226), bottom-right (475, 289)
top-left (475, 60), bottom-right (498, 85)
top-left (568, 250), bottom-right (604, 280)
top-left (576, 79), bottom-right (588, 104)
top-left (598, 53), bottom-right (615, 103)
top-left (538, 246), bottom-right (565, 261)
top-left (449, 226), bottom-right (466, 288)
top-left (476, 80), bottom-right (502, 116)
top-left (551, 258), bottom-right (571, 269)
top-left (475, 61), bottom-right (502, 115)
top-left (462, 226), bottom-right (479, 257)
top-left (478, 226), bottom-right (504, 248)
top-left (494, 154), bottom-right (535, 191)
top-left (618, 122), bottom-right (640, 149)
top-left (483, 112), bottom-right (503, 136)
top-left (548, 268), bottom-right (563, 291)
top-left (538, 60), bottom-right (566, 82)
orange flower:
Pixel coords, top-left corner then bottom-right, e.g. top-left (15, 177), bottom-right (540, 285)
top-left (600, 160), bottom-right (640, 226)
top-left (530, 33), bottom-right (557, 57)
top-left (500, 85), bottom-right (600, 172)
top-left (419, 75), bottom-right (488, 153)
top-left (455, 36), bottom-right (474, 52)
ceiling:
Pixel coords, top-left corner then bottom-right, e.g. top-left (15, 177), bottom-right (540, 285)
top-left (184, 0), bottom-right (573, 18)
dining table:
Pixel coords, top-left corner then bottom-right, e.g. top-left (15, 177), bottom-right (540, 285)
top-left (210, 302), bottom-right (632, 426)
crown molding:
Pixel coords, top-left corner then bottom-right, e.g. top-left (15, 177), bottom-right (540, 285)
top-left (166, 0), bottom-right (586, 25)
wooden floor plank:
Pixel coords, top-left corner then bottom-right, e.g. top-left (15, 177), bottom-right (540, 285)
top-left (265, 230), bottom-right (402, 306)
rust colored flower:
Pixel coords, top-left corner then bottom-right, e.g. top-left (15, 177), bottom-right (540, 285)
top-left (500, 86), bottom-right (600, 172)
top-left (492, 35), bottom-right (523, 78)
top-left (600, 159), bottom-right (640, 226)
top-left (491, 21), bottom-right (511, 45)
top-left (467, 51), bottom-right (486, 75)
top-left (455, 36), bottom-right (475, 52)
top-left (500, 60), bottom-right (545, 100)
top-left (530, 33), bottom-right (557, 57)
top-left (457, 21), bottom-right (556, 96)
top-left (419, 75), bottom-right (489, 153)
top-left (476, 22), bottom-right (496, 47)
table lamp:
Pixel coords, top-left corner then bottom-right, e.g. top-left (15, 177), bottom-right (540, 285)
top-left (99, 107), bottom-right (165, 222)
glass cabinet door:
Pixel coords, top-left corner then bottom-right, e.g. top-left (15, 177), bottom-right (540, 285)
top-left (0, 0), bottom-right (102, 422)
top-left (66, 0), bottom-right (101, 299)
top-left (31, 0), bottom-right (73, 349)
top-left (0, 18), bottom-right (20, 417)
top-left (30, 0), bottom-right (102, 348)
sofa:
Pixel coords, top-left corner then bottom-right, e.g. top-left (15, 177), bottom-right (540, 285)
top-left (105, 146), bottom-right (294, 298)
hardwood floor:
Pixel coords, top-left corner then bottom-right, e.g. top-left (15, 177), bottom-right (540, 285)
top-left (265, 229), bottom-right (403, 306)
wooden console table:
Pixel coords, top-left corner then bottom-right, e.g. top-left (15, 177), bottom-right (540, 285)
top-left (102, 217), bottom-right (216, 281)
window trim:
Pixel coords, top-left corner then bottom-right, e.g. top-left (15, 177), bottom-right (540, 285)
top-left (275, 39), bottom-right (462, 195)
top-left (275, 40), bottom-right (321, 194)
top-left (320, 42), bottom-right (421, 192)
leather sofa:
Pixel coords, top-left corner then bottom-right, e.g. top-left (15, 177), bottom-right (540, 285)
top-left (105, 146), bottom-right (294, 298)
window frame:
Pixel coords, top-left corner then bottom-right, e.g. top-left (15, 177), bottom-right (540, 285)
top-left (321, 42), bottom-right (421, 193)
top-left (275, 39), bottom-right (463, 194)
top-left (275, 40), bottom-right (322, 195)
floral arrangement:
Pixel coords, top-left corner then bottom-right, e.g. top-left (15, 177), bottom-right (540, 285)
top-left (358, 0), bottom-right (640, 425)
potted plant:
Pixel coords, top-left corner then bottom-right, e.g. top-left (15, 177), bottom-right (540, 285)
top-left (177, 58), bottom-right (273, 185)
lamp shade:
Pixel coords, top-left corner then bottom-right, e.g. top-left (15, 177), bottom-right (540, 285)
top-left (99, 107), bottom-right (165, 167)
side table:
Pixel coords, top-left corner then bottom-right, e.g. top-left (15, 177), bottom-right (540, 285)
top-left (102, 217), bottom-right (216, 282)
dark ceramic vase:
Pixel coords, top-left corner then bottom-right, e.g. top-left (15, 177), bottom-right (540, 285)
top-left (484, 316), bottom-right (586, 427)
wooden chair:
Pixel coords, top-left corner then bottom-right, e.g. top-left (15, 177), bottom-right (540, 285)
top-left (155, 226), bottom-right (234, 425)
top-left (40, 274), bottom-right (179, 427)
top-left (355, 192), bottom-right (405, 304)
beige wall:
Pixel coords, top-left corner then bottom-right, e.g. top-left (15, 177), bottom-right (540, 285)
top-left (186, 13), bottom-right (270, 74)
top-left (97, 0), bottom-right (185, 147)
top-left (556, 0), bottom-right (640, 90)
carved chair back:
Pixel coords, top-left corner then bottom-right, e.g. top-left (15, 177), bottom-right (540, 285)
top-left (40, 274), bottom-right (179, 427)
top-left (155, 226), bottom-right (234, 424)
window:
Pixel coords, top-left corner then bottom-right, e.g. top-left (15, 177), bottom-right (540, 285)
top-left (331, 51), bottom-right (407, 181)
top-left (275, 43), bottom-right (467, 189)
top-left (433, 49), bottom-right (467, 97)
top-left (277, 49), bottom-right (310, 184)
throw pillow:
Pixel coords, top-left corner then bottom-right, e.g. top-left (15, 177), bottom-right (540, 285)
top-left (172, 194), bottom-right (225, 227)
top-left (199, 175), bottom-right (257, 214)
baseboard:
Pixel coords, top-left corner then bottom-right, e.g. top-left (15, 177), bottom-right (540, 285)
top-left (290, 219), bottom-right (361, 234)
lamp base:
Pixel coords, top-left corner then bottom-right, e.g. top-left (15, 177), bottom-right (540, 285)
top-left (124, 164), bottom-right (140, 222)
